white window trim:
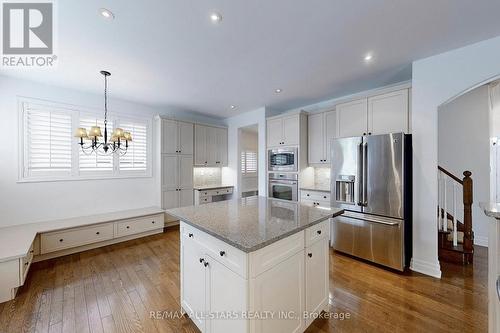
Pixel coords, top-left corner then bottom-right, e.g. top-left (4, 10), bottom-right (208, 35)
top-left (18, 97), bottom-right (153, 183)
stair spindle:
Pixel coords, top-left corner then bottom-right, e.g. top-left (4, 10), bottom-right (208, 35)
top-left (453, 183), bottom-right (458, 247)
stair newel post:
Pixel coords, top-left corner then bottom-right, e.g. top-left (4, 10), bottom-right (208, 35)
top-left (438, 170), bottom-right (442, 230)
top-left (462, 171), bottom-right (473, 263)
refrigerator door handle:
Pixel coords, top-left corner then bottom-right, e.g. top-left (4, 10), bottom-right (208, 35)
top-left (357, 141), bottom-right (364, 206)
top-left (362, 142), bottom-right (368, 206)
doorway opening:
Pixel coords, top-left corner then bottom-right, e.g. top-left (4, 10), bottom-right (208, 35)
top-left (238, 124), bottom-right (259, 198)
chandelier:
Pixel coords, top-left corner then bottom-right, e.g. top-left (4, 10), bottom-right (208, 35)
top-left (74, 70), bottom-right (132, 155)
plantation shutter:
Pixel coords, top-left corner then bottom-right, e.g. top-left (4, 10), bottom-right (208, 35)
top-left (119, 120), bottom-right (148, 172)
top-left (24, 104), bottom-right (72, 177)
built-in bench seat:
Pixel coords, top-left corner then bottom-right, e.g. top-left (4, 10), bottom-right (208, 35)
top-left (0, 206), bottom-right (165, 303)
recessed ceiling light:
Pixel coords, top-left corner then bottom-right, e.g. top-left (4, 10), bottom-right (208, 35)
top-left (275, 88), bottom-right (282, 93)
top-left (210, 12), bottom-right (222, 23)
top-left (230, 105), bottom-right (236, 109)
top-left (364, 53), bottom-right (373, 62)
top-left (99, 8), bottom-right (114, 20)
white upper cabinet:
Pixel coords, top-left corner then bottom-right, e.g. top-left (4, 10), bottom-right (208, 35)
top-left (336, 98), bottom-right (368, 138)
top-left (266, 118), bottom-right (283, 147)
top-left (368, 89), bottom-right (409, 135)
top-left (324, 111), bottom-right (337, 163)
top-left (336, 88), bottom-right (410, 138)
top-left (178, 121), bottom-right (194, 155)
top-left (308, 113), bottom-right (325, 164)
top-left (308, 110), bottom-right (337, 164)
top-left (194, 124), bottom-right (207, 165)
top-left (194, 125), bottom-right (228, 167)
top-left (266, 114), bottom-right (302, 147)
top-left (162, 120), bottom-right (193, 155)
top-left (216, 127), bottom-right (228, 166)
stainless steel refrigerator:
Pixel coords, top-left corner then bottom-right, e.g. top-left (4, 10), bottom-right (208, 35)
top-left (330, 133), bottom-right (412, 271)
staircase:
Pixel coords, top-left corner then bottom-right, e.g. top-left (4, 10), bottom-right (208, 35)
top-left (437, 166), bottom-right (474, 265)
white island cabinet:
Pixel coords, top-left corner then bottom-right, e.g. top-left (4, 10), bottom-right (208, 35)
top-left (170, 197), bottom-right (342, 333)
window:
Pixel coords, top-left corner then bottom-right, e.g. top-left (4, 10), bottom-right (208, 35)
top-left (241, 151), bottom-right (258, 175)
top-left (119, 120), bottom-right (147, 172)
top-left (20, 99), bottom-right (151, 181)
top-left (24, 104), bottom-right (73, 178)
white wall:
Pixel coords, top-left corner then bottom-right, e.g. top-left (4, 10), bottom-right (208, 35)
top-left (438, 85), bottom-right (490, 247)
top-left (411, 35), bottom-right (500, 278)
top-left (223, 107), bottom-right (267, 197)
top-left (0, 75), bottom-right (222, 227)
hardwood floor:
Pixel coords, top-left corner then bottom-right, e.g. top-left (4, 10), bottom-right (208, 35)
top-left (0, 227), bottom-right (487, 333)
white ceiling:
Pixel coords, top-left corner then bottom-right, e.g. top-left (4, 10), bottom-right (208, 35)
top-left (2, 0), bottom-right (500, 118)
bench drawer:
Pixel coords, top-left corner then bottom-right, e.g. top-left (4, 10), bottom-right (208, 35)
top-left (115, 215), bottom-right (163, 238)
top-left (40, 223), bottom-right (114, 254)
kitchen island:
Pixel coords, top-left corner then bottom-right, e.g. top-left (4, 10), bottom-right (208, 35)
top-left (166, 196), bottom-right (343, 333)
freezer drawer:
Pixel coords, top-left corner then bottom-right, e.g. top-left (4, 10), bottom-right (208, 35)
top-left (331, 213), bottom-right (404, 271)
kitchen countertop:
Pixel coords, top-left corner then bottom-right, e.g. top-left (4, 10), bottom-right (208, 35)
top-left (166, 196), bottom-right (343, 253)
top-left (194, 184), bottom-right (234, 191)
top-left (300, 185), bottom-right (330, 193)
top-left (480, 202), bottom-right (500, 219)
top-left (0, 206), bottom-right (164, 263)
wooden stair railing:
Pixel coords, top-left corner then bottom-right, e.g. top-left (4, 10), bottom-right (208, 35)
top-left (437, 166), bottom-right (474, 264)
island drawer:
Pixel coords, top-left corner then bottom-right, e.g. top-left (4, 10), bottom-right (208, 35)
top-left (199, 196), bottom-right (212, 204)
top-left (181, 222), bottom-right (248, 278)
top-left (305, 220), bottom-right (330, 247)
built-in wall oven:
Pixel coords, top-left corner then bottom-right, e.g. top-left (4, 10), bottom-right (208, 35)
top-left (268, 148), bottom-right (298, 172)
top-left (268, 173), bottom-right (298, 201)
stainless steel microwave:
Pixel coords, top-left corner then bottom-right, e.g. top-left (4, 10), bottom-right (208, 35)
top-left (268, 148), bottom-right (298, 172)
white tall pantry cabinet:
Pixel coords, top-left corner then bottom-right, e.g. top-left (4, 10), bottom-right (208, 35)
top-left (161, 119), bottom-right (194, 209)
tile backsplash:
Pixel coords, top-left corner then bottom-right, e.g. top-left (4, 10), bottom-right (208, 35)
top-left (193, 167), bottom-right (222, 187)
top-left (314, 167), bottom-right (331, 188)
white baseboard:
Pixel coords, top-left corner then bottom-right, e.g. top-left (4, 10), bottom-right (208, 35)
top-left (474, 235), bottom-right (488, 247)
top-left (410, 258), bottom-right (442, 278)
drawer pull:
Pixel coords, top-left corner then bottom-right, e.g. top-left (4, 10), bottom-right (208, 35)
top-left (323, 196), bottom-right (327, 199)
top-left (96, 232), bottom-right (100, 235)
top-left (306, 194), bottom-right (310, 196)
top-left (219, 251), bottom-right (225, 257)
top-left (24, 262), bottom-right (29, 266)
top-left (316, 230), bottom-right (322, 235)
top-left (126, 226), bottom-right (130, 229)
top-left (151, 221), bottom-right (155, 224)
top-left (59, 239), bottom-right (63, 242)
top-left (188, 233), bottom-right (194, 238)
top-left (308, 253), bottom-right (313, 258)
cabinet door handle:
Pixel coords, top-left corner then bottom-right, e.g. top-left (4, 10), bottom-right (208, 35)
top-left (368, 132), bottom-right (372, 135)
top-left (219, 251), bottom-right (225, 257)
top-left (306, 194), bottom-right (310, 197)
top-left (30, 250), bottom-right (34, 254)
top-left (323, 196), bottom-right (327, 199)
top-left (188, 233), bottom-right (193, 238)
top-left (317, 230), bottom-right (322, 235)
top-left (496, 276), bottom-right (500, 302)
top-left (363, 133), bottom-right (367, 136)
top-left (308, 253), bottom-right (313, 258)
top-left (204, 261), bottom-right (209, 267)
top-left (59, 239), bottom-right (64, 242)
top-left (199, 258), bottom-right (205, 264)
top-left (126, 226), bottom-right (130, 229)
top-left (25, 262), bottom-right (29, 266)
top-left (96, 232), bottom-right (100, 235)
top-left (151, 221), bottom-right (155, 224)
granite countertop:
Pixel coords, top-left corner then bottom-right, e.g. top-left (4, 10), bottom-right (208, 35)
top-left (480, 202), bottom-right (500, 219)
top-left (194, 184), bottom-right (234, 190)
top-left (166, 196), bottom-right (343, 252)
top-left (300, 185), bottom-right (331, 193)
